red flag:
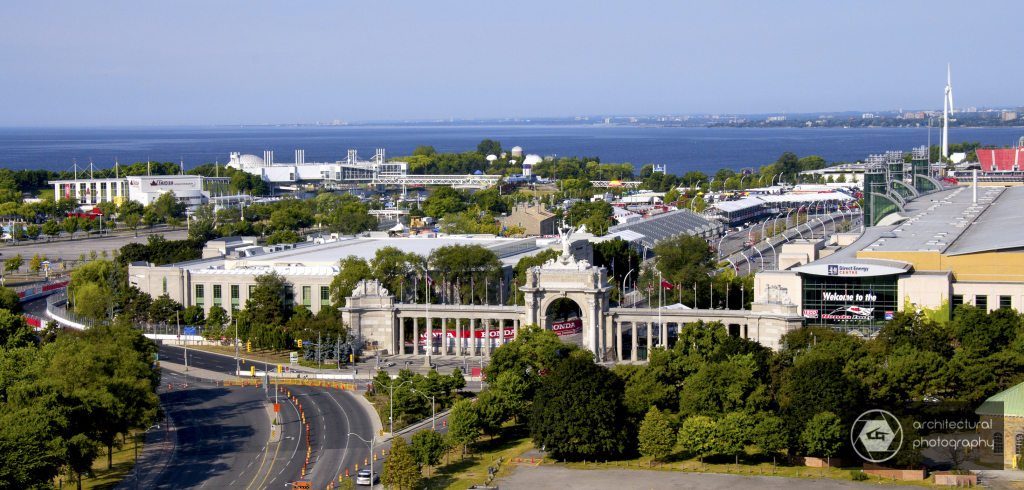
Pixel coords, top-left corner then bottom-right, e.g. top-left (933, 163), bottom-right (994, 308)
top-left (647, 284), bottom-right (654, 291)
top-left (425, 276), bottom-right (435, 286)
top-left (660, 279), bottom-right (674, 289)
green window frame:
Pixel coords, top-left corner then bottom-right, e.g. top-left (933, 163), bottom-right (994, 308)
top-left (213, 284), bottom-right (222, 306)
top-left (284, 286), bottom-right (294, 305)
top-left (303, 286), bottom-right (311, 307)
top-left (1000, 295), bottom-right (1012, 309)
top-left (162, 277), bottom-right (167, 295)
top-left (195, 284), bottom-right (204, 306)
top-left (976, 295), bottom-right (988, 311)
top-left (231, 285), bottom-right (240, 305)
top-left (321, 286), bottom-right (330, 306)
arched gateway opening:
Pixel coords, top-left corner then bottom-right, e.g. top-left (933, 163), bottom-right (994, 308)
top-left (545, 297), bottom-right (584, 343)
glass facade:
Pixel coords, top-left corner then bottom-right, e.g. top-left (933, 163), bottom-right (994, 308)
top-left (801, 273), bottom-right (899, 336)
top-left (321, 286), bottom-right (330, 306)
top-left (231, 285), bottom-right (240, 311)
top-left (976, 295), bottom-right (988, 311)
top-left (302, 286), bottom-right (311, 307)
top-left (195, 284), bottom-right (204, 306)
top-left (213, 285), bottom-right (222, 306)
top-left (1001, 296), bottom-right (1012, 309)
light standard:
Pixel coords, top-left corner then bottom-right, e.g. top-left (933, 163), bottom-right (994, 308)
top-left (622, 268), bottom-right (634, 307)
top-left (368, 379), bottom-right (412, 434)
top-left (410, 389), bottom-right (437, 429)
top-left (347, 432), bottom-right (375, 485)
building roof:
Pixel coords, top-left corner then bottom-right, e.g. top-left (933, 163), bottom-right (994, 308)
top-left (976, 147), bottom-right (1024, 172)
top-left (945, 185), bottom-right (1024, 256)
top-left (977, 381), bottom-right (1024, 416)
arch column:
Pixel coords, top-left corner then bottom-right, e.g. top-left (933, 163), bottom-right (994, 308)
top-left (398, 316), bottom-right (406, 355)
top-left (615, 321), bottom-right (623, 361)
top-left (631, 322), bottom-right (637, 361)
top-left (456, 318), bottom-right (463, 356)
top-left (441, 317), bottom-right (448, 355)
top-left (484, 318), bottom-right (492, 356)
top-left (470, 318), bottom-right (477, 356)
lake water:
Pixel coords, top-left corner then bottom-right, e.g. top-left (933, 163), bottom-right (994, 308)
top-left (1, 125), bottom-right (1022, 176)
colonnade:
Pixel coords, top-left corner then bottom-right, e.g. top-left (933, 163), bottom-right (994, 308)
top-left (394, 314), bottom-right (521, 357)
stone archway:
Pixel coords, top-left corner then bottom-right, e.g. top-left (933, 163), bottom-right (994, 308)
top-left (519, 232), bottom-right (613, 357)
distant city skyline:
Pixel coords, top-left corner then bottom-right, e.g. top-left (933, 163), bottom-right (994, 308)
top-left (2, 0), bottom-right (1023, 127)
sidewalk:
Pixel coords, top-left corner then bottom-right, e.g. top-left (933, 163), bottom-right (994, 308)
top-left (113, 412), bottom-right (176, 490)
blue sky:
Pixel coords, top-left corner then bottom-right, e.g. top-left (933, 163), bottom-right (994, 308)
top-left (1, 1), bottom-right (1022, 126)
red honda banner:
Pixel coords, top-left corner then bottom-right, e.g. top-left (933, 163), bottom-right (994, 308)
top-left (551, 319), bottom-right (583, 336)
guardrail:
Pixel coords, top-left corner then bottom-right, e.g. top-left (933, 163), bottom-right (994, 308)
top-left (46, 290), bottom-right (107, 330)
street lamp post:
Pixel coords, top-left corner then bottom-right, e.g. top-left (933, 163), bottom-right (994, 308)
top-left (347, 432), bottom-right (375, 486)
top-left (410, 389), bottom-right (436, 429)
top-left (622, 268), bottom-right (634, 307)
top-left (368, 379), bottom-right (412, 435)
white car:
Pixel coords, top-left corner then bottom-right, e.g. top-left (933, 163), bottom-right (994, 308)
top-left (355, 470), bottom-right (377, 486)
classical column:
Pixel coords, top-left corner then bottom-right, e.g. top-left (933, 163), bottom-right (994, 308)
top-left (470, 318), bottom-right (477, 356)
top-left (412, 317), bottom-right (420, 356)
top-left (589, 299), bottom-right (600, 360)
top-left (425, 313), bottom-right (434, 363)
top-left (514, 319), bottom-right (520, 340)
top-left (398, 316), bottom-right (405, 355)
top-left (456, 318), bottom-right (463, 356)
top-left (441, 317), bottom-right (448, 355)
top-left (615, 321), bottom-right (623, 361)
top-left (646, 321), bottom-right (653, 360)
top-left (484, 318), bottom-right (492, 356)
top-left (631, 322), bottom-right (638, 361)
top-left (661, 321), bottom-right (668, 350)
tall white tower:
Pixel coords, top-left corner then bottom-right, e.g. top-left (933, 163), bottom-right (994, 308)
top-left (942, 64), bottom-right (954, 160)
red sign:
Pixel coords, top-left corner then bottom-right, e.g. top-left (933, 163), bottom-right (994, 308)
top-left (551, 319), bottom-right (583, 337)
top-left (803, 310), bottom-right (819, 319)
top-left (273, 403), bottom-right (280, 412)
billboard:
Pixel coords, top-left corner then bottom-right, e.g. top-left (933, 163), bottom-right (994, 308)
top-left (127, 176), bottom-right (201, 192)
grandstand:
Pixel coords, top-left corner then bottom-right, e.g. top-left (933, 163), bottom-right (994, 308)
top-left (607, 208), bottom-right (724, 249)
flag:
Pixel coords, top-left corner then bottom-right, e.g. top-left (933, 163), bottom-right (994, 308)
top-left (660, 279), bottom-right (674, 289)
top-left (425, 275), bottom-right (435, 286)
top-left (647, 284), bottom-right (654, 291)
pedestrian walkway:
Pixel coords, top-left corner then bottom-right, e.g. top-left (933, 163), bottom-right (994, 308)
top-left (113, 413), bottom-right (176, 490)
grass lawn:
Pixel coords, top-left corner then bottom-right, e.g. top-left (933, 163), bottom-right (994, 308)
top-left (421, 424), bottom-right (535, 490)
top-left (61, 431), bottom-right (145, 490)
top-left (186, 343), bottom-right (296, 366)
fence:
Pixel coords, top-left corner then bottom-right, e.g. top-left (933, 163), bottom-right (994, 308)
top-left (46, 290), bottom-right (107, 330)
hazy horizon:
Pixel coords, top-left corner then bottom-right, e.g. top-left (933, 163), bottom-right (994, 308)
top-left (3, 0), bottom-right (1023, 127)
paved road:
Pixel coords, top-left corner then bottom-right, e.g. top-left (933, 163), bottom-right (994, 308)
top-left (155, 345), bottom-right (384, 489)
top-left (0, 228), bottom-right (188, 261)
top-left (497, 465), bottom-right (876, 490)
top-left (154, 370), bottom-right (287, 490)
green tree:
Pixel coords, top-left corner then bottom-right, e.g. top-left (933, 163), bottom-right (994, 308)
top-left (0, 287), bottom-right (22, 314)
top-left (181, 305), bottom-right (205, 326)
top-left (329, 255), bottom-right (372, 307)
top-left (476, 139), bottom-right (502, 156)
top-left (491, 369), bottom-right (529, 423)
top-left (0, 308), bottom-right (33, 348)
top-left (679, 353), bottom-right (770, 417)
top-left (148, 295), bottom-right (183, 325)
top-left (42, 219), bottom-right (60, 237)
top-left (413, 145), bottom-right (437, 157)
top-left (4, 254), bottom-right (24, 273)
top-left (25, 224), bottom-right (40, 241)
top-left (28, 254), bottom-right (43, 276)
top-left (245, 271), bottom-right (288, 325)
top-left (410, 428), bottom-right (447, 477)
top-left (123, 213), bottom-right (141, 236)
top-left (62, 216), bottom-right (79, 239)
top-left (371, 247), bottom-right (422, 299)
top-left (800, 411), bottom-right (844, 468)
top-left (753, 415), bottom-right (790, 468)
top-left (677, 415), bottom-right (717, 463)
top-left (206, 305), bottom-right (229, 330)
top-left (422, 186), bottom-right (466, 218)
top-left (448, 399), bottom-right (481, 457)
top-left (381, 435), bottom-right (420, 490)
top-left (529, 356), bottom-right (628, 459)
top-left (637, 406), bottom-right (675, 463)
top-left (715, 411), bottom-right (755, 466)
top-left (475, 389), bottom-right (510, 440)
top-left (653, 233), bottom-right (716, 303)
top-left (149, 191), bottom-right (185, 220)
top-left (266, 230), bottom-right (301, 244)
